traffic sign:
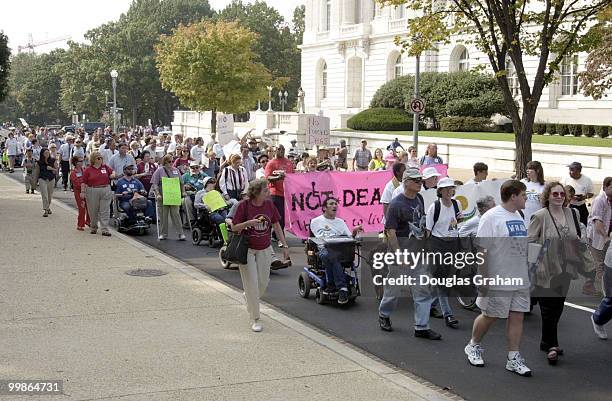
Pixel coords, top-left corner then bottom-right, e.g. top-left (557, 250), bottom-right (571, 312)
top-left (410, 98), bottom-right (426, 114)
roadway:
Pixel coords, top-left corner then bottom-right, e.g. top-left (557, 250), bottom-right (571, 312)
top-left (11, 173), bottom-right (612, 401)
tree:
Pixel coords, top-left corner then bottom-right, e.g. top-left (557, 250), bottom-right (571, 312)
top-left (293, 5), bottom-right (306, 46)
top-left (0, 31), bottom-right (10, 104)
top-left (155, 20), bottom-right (271, 132)
top-left (580, 6), bottom-right (612, 100)
top-left (380, 0), bottom-right (611, 177)
top-left (216, 1), bottom-right (301, 109)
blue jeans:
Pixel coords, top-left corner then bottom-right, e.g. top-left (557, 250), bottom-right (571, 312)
top-left (435, 286), bottom-right (453, 317)
top-left (319, 247), bottom-right (347, 290)
top-left (120, 200), bottom-right (155, 221)
top-left (593, 297), bottom-right (612, 326)
top-left (378, 263), bottom-right (434, 330)
top-left (209, 209), bottom-right (227, 225)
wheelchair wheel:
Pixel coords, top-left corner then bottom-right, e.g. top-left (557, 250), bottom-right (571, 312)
top-left (192, 228), bottom-right (202, 245)
top-left (298, 272), bottom-right (311, 298)
top-left (219, 246), bottom-right (231, 269)
top-left (456, 284), bottom-right (478, 310)
top-left (315, 289), bottom-right (328, 305)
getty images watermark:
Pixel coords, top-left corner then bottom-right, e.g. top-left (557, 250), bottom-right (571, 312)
top-left (370, 248), bottom-right (526, 288)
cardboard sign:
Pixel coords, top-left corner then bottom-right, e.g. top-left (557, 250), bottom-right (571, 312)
top-left (306, 116), bottom-right (330, 146)
top-left (161, 177), bottom-right (182, 206)
top-left (216, 113), bottom-right (235, 145)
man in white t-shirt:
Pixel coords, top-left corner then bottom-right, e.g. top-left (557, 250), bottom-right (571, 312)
top-left (465, 180), bottom-right (533, 377)
top-left (561, 161), bottom-right (594, 227)
top-left (464, 162), bottom-right (488, 186)
top-left (310, 198), bottom-right (363, 304)
top-left (5, 132), bottom-right (21, 172)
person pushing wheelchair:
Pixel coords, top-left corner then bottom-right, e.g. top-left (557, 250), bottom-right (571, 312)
top-left (310, 198), bottom-right (363, 304)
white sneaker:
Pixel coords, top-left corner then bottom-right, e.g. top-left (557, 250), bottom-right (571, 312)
top-left (251, 320), bottom-right (263, 332)
top-left (158, 235), bottom-right (167, 240)
top-left (591, 316), bottom-right (608, 340)
top-left (506, 353), bottom-right (532, 377)
top-left (464, 343), bottom-right (484, 367)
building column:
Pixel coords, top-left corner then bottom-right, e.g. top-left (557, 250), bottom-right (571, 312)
top-left (342, 0), bottom-right (355, 25)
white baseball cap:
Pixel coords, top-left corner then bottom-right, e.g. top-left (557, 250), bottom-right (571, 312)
top-left (422, 167), bottom-right (442, 179)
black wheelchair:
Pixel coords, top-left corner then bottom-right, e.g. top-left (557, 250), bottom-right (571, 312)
top-left (298, 236), bottom-right (361, 305)
top-left (112, 195), bottom-right (152, 235)
top-left (190, 206), bottom-right (228, 247)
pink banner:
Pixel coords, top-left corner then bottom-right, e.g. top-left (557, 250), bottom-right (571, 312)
top-left (283, 171), bottom-right (392, 239)
top-left (420, 163), bottom-right (448, 178)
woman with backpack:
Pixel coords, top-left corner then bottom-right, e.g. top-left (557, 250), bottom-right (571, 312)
top-left (528, 181), bottom-right (595, 365)
top-left (425, 177), bottom-right (463, 329)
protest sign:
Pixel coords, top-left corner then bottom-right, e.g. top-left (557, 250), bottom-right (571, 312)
top-left (204, 191), bottom-right (227, 212)
top-left (420, 163), bottom-right (448, 178)
top-left (161, 177), bottom-right (182, 206)
top-left (305, 115), bottom-right (330, 146)
top-left (216, 113), bottom-right (235, 145)
top-left (283, 170), bottom-right (391, 238)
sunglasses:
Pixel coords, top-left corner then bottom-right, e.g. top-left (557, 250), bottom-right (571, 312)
top-left (407, 178), bottom-right (423, 183)
top-left (96, 157), bottom-right (102, 160)
top-left (260, 160), bottom-right (268, 163)
top-left (551, 191), bottom-right (566, 198)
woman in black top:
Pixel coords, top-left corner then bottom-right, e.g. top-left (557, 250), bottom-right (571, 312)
top-left (38, 148), bottom-right (58, 217)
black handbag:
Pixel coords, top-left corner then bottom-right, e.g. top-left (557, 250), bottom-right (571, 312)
top-left (224, 232), bottom-right (249, 265)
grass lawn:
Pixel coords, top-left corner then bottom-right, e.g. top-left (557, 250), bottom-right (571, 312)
top-left (336, 129), bottom-right (612, 148)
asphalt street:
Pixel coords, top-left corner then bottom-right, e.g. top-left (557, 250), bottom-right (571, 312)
top-left (10, 173), bottom-right (612, 401)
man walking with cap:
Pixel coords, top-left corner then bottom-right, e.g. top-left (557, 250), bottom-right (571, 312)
top-left (378, 167), bottom-right (441, 340)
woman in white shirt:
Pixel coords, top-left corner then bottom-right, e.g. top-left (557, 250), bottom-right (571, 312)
top-left (219, 154), bottom-right (249, 203)
top-left (521, 160), bottom-right (545, 225)
top-left (406, 146), bottom-right (419, 168)
top-left (425, 177), bottom-right (463, 329)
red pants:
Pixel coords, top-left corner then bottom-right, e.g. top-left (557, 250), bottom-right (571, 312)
top-left (73, 190), bottom-right (90, 228)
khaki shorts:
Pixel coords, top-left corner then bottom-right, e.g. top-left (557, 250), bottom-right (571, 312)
top-left (476, 288), bottom-right (530, 318)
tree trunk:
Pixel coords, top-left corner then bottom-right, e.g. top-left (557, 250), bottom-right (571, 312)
top-left (211, 108), bottom-right (217, 135)
top-left (514, 106), bottom-right (536, 178)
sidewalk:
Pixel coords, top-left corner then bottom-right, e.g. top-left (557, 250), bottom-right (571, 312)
top-left (0, 173), bottom-right (457, 401)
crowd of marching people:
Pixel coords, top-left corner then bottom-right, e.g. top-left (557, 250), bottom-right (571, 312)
top-left (1, 122), bottom-right (610, 372)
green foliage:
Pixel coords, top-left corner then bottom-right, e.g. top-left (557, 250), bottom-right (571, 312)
top-left (216, 0), bottom-right (302, 109)
top-left (579, 7), bottom-right (612, 100)
top-left (371, 72), bottom-right (508, 125)
top-left (533, 123), bottom-right (546, 135)
top-left (439, 116), bottom-right (492, 132)
top-left (595, 125), bottom-right (609, 138)
top-left (557, 124), bottom-right (569, 136)
top-left (582, 125), bottom-right (595, 137)
top-left (546, 123), bottom-right (557, 136)
top-left (292, 5), bottom-right (305, 46)
top-left (568, 124), bottom-right (582, 137)
top-left (0, 31), bottom-right (9, 103)
top-left (156, 20), bottom-right (271, 116)
top-left (347, 108), bottom-right (415, 131)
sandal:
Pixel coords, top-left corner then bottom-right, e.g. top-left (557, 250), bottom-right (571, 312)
top-left (546, 347), bottom-right (562, 365)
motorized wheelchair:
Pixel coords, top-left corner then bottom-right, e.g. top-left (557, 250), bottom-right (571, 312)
top-left (298, 236), bottom-right (361, 305)
top-left (112, 193), bottom-right (152, 235)
top-left (190, 206), bottom-right (229, 247)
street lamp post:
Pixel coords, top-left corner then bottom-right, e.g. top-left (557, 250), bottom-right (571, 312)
top-left (110, 69), bottom-right (118, 133)
top-left (266, 85), bottom-right (273, 111)
top-left (278, 90), bottom-right (288, 112)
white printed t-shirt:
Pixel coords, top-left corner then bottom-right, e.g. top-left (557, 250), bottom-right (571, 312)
top-left (476, 205), bottom-right (529, 290)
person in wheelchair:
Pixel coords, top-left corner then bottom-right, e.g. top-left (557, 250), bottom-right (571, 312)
top-left (310, 197), bottom-right (363, 304)
top-left (183, 162), bottom-right (208, 224)
top-left (194, 177), bottom-right (230, 225)
top-left (114, 164), bottom-right (155, 221)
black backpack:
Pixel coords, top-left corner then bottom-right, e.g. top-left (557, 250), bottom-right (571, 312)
top-left (431, 198), bottom-right (460, 231)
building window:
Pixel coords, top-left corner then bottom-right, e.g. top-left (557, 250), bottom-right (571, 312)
top-left (325, 0), bottom-right (331, 31)
top-left (458, 47), bottom-right (469, 71)
top-left (322, 62), bottom-right (327, 99)
top-left (507, 60), bottom-right (519, 97)
top-left (561, 54), bottom-right (579, 96)
top-left (394, 54), bottom-right (403, 79)
top-left (394, 5), bottom-right (405, 19)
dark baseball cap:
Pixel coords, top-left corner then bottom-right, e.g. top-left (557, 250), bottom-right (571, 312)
top-left (568, 162), bottom-right (582, 170)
